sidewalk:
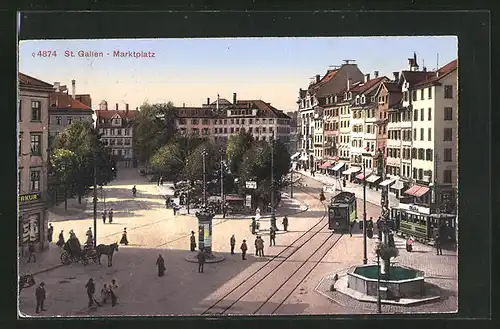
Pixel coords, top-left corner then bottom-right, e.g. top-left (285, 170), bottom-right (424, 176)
top-left (19, 243), bottom-right (64, 276)
top-left (295, 169), bottom-right (399, 207)
top-left (48, 196), bottom-right (94, 222)
top-left (156, 185), bottom-right (308, 219)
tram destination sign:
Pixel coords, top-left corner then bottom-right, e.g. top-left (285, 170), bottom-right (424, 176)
top-left (19, 192), bottom-right (41, 204)
top-left (399, 203), bottom-right (430, 215)
top-left (245, 181), bottom-right (257, 189)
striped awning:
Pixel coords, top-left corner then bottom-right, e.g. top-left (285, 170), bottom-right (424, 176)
top-left (331, 162), bottom-right (345, 171)
top-left (392, 181), bottom-right (405, 190)
top-left (405, 185), bottom-right (430, 197)
top-left (379, 178), bottom-right (397, 187)
top-left (350, 167), bottom-right (362, 174)
top-left (319, 161), bottom-right (332, 169)
top-left (356, 170), bottom-right (372, 180)
top-left (290, 152), bottom-right (300, 160)
top-left (366, 175), bottom-right (381, 183)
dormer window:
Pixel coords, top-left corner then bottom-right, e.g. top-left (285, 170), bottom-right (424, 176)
top-left (344, 93), bottom-right (348, 101)
top-left (348, 92), bottom-right (352, 100)
top-left (361, 96), bottom-right (366, 104)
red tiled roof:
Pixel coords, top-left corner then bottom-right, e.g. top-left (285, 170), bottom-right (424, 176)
top-left (95, 109), bottom-right (139, 119)
top-left (350, 77), bottom-right (387, 94)
top-left (411, 59), bottom-right (458, 88)
top-left (309, 69), bottom-right (339, 91)
top-left (18, 72), bottom-right (53, 89)
top-left (50, 92), bottom-right (92, 111)
top-left (383, 81), bottom-right (401, 93)
top-left (175, 107), bottom-right (215, 118)
top-left (237, 100), bottom-right (291, 119)
top-left (400, 71), bottom-right (435, 86)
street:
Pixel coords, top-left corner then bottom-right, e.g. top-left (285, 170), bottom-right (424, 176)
top-left (18, 169), bottom-right (457, 316)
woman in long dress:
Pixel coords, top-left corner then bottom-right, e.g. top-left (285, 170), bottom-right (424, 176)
top-left (156, 254), bottom-right (166, 277)
top-left (56, 230), bottom-right (65, 247)
top-left (119, 228), bottom-right (129, 245)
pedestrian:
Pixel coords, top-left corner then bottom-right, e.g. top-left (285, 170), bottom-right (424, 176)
top-left (435, 234), bottom-right (443, 255)
top-left (349, 221), bottom-right (354, 237)
top-left (120, 228), bottom-right (129, 245)
top-left (157, 177), bottom-right (160, 186)
top-left (190, 231), bottom-right (196, 252)
top-left (100, 284), bottom-right (109, 304)
top-left (254, 236), bottom-right (259, 256)
top-left (240, 239), bottom-right (248, 260)
top-left (230, 234), bottom-right (236, 255)
top-left (109, 280), bottom-right (118, 307)
top-left (197, 249), bottom-right (206, 273)
top-left (27, 242), bottom-right (36, 263)
top-left (222, 203), bottom-right (227, 218)
top-left (269, 227), bottom-right (276, 246)
top-left (173, 205), bottom-right (177, 216)
top-left (86, 227), bottom-right (93, 239)
top-left (35, 282), bottom-right (46, 313)
top-left (251, 217), bottom-right (257, 235)
top-left (85, 228), bottom-right (93, 247)
top-left (69, 229), bottom-right (76, 239)
top-left (102, 210), bottom-right (107, 224)
top-left (165, 198), bottom-right (169, 209)
top-left (160, 176), bottom-right (164, 185)
top-left (108, 209), bottom-right (113, 224)
top-left (56, 230), bottom-right (65, 247)
top-left (282, 216), bottom-right (288, 231)
top-left (85, 278), bottom-right (95, 308)
top-left (47, 224), bottom-right (54, 242)
top-left (257, 236), bottom-right (265, 257)
top-left (156, 254), bottom-right (166, 277)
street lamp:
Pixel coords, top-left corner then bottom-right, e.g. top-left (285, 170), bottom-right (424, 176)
top-left (376, 248), bottom-right (382, 313)
top-left (271, 131), bottom-right (276, 217)
top-left (92, 152), bottom-right (97, 248)
top-left (202, 149), bottom-right (207, 207)
top-left (362, 160), bottom-right (367, 265)
top-left (220, 150), bottom-right (225, 217)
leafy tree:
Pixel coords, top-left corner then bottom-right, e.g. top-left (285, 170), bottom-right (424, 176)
top-left (226, 131), bottom-right (254, 174)
top-left (149, 142), bottom-right (184, 180)
top-left (133, 101), bottom-right (177, 167)
top-left (49, 149), bottom-right (78, 210)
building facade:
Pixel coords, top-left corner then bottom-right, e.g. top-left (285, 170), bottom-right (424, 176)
top-left (18, 73), bottom-right (53, 253)
top-left (173, 94), bottom-right (292, 148)
top-left (94, 101), bottom-right (138, 168)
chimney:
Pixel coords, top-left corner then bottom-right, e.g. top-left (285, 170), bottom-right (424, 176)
top-left (207, 97), bottom-right (210, 105)
top-left (364, 74), bottom-right (370, 83)
top-left (374, 71), bottom-right (379, 78)
top-left (54, 82), bottom-right (60, 92)
top-left (347, 77), bottom-right (352, 91)
top-left (125, 103), bottom-right (129, 114)
top-left (115, 103), bottom-right (118, 111)
top-left (408, 58), bottom-right (414, 70)
top-left (393, 72), bottom-right (400, 81)
top-left (183, 103), bottom-right (185, 108)
top-left (71, 80), bottom-right (76, 99)
top-left (233, 93), bottom-right (237, 105)
top-left (316, 75), bottom-right (321, 83)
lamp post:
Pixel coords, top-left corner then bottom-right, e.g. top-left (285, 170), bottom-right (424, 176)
top-left (202, 149), bottom-right (207, 207)
top-left (376, 249), bottom-right (382, 313)
top-left (271, 131), bottom-right (276, 217)
top-left (290, 168), bottom-right (294, 199)
top-left (92, 152), bottom-right (97, 248)
top-left (220, 150), bottom-right (224, 216)
top-left (362, 160), bottom-right (367, 265)
top-left (101, 185), bottom-right (106, 213)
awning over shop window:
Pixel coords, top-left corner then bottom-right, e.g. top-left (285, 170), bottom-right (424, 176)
top-left (319, 161), bottom-right (332, 169)
top-left (331, 162), bottom-right (345, 171)
top-left (350, 167), bottom-right (362, 174)
top-left (392, 181), bottom-right (404, 190)
top-left (342, 168), bottom-right (353, 175)
top-left (379, 178), bottom-right (397, 187)
top-left (290, 152), bottom-right (300, 160)
top-left (405, 185), bottom-right (430, 197)
top-left (366, 175), bottom-right (381, 183)
top-left (355, 170), bottom-right (372, 180)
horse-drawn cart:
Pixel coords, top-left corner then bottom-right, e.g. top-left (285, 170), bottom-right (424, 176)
top-left (61, 239), bottom-right (99, 266)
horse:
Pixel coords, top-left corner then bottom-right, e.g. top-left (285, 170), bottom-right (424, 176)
top-left (96, 243), bottom-right (119, 267)
top-left (19, 274), bottom-right (35, 293)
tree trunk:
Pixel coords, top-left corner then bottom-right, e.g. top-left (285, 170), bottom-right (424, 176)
top-left (78, 195), bottom-right (82, 204)
top-left (64, 189), bottom-right (68, 211)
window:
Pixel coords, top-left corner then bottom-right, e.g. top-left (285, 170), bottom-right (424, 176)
top-left (443, 169), bottom-right (452, 183)
top-left (224, 128), bottom-right (227, 133)
top-left (30, 134), bottom-right (41, 156)
top-left (109, 139), bottom-right (115, 145)
top-left (179, 118), bottom-right (186, 125)
top-left (420, 108), bottom-right (424, 121)
top-left (30, 168), bottom-right (41, 191)
top-left (413, 128), bottom-right (417, 140)
top-left (67, 117), bottom-right (73, 124)
top-left (426, 149), bottom-right (433, 161)
top-left (420, 89), bottom-right (424, 100)
top-left (124, 128), bottom-right (129, 136)
top-left (31, 101), bottom-right (41, 121)
top-left (444, 107), bottom-right (453, 120)
top-left (428, 128), bottom-right (432, 141)
top-left (230, 128), bottom-right (234, 133)
top-left (411, 148), bottom-right (417, 159)
top-left (191, 119), bottom-right (199, 125)
top-left (428, 108), bottom-right (432, 121)
top-left (413, 168), bottom-right (417, 179)
top-left (19, 101), bottom-right (22, 122)
top-left (413, 110), bottom-right (418, 121)
top-left (55, 116), bottom-right (61, 125)
top-left (19, 133), bottom-right (23, 156)
top-left (125, 138), bottom-right (131, 145)
top-left (420, 128), bottom-right (424, 141)
top-left (117, 129), bottom-right (122, 136)
top-left (444, 85), bottom-right (453, 99)
top-left (418, 168), bottom-right (424, 180)
top-left (428, 87), bottom-right (432, 99)
top-left (202, 119), bottom-right (209, 125)
top-left (418, 148), bottom-right (424, 159)
top-left (444, 128), bottom-right (453, 141)
top-left (403, 91), bottom-right (408, 102)
top-left (444, 148), bottom-right (452, 162)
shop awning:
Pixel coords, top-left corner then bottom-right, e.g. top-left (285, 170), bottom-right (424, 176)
top-left (319, 161), bottom-right (332, 169)
top-left (355, 170), bottom-right (372, 180)
top-left (379, 178), bottom-right (397, 187)
top-left (342, 168), bottom-right (353, 175)
top-left (331, 162), bottom-right (345, 171)
top-left (392, 181), bottom-right (405, 190)
top-left (299, 155), bottom-right (308, 161)
top-left (350, 167), bottom-right (362, 174)
top-left (290, 152), bottom-right (300, 160)
top-left (405, 185), bottom-right (430, 197)
top-left (366, 174), bottom-right (381, 183)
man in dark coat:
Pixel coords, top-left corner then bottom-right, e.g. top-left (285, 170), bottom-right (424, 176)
top-left (35, 282), bottom-right (46, 313)
top-left (230, 234), bottom-right (236, 255)
top-left (435, 234), bottom-right (443, 255)
top-left (251, 217), bottom-right (257, 235)
top-left (156, 254), bottom-right (166, 277)
top-left (190, 231), bottom-right (196, 252)
top-left (56, 230), bottom-right (65, 247)
top-left (27, 242), bottom-right (36, 263)
top-left (197, 249), bottom-right (206, 273)
top-left (269, 227), bottom-right (276, 246)
top-left (282, 216), bottom-right (288, 231)
top-left (47, 224), bottom-right (54, 242)
top-left (85, 278), bottom-right (95, 308)
top-left (240, 240), bottom-right (248, 260)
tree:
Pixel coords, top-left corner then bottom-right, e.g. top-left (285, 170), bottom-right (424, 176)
top-left (375, 242), bottom-right (400, 279)
top-left (226, 131), bottom-right (254, 175)
top-left (49, 149), bottom-right (78, 210)
top-left (52, 121), bottom-right (115, 203)
top-left (149, 143), bottom-right (184, 180)
top-left (133, 101), bottom-right (177, 167)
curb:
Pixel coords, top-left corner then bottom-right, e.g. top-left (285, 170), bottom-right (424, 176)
top-left (156, 186), bottom-right (310, 220)
top-left (21, 263), bottom-right (65, 277)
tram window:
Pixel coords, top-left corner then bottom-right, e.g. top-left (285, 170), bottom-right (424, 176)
top-left (419, 216), bottom-right (427, 226)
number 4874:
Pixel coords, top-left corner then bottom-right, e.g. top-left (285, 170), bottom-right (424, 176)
top-left (38, 50), bottom-right (57, 57)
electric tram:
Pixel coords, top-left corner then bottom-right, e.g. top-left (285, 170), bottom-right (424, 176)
top-left (328, 191), bottom-right (357, 232)
top-left (391, 203), bottom-right (457, 246)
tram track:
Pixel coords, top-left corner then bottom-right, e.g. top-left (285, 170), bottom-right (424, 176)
top-left (201, 187), bottom-right (343, 316)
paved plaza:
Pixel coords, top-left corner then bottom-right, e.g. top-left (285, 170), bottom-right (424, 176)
top-left (18, 169), bottom-right (457, 316)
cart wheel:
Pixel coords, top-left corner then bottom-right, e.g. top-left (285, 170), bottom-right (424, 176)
top-left (61, 252), bottom-right (71, 265)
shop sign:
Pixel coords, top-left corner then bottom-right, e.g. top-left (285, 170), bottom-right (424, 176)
top-left (245, 195), bottom-right (251, 207)
top-left (19, 192), bottom-right (41, 203)
top-left (399, 203), bottom-right (431, 215)
top-left (21, 213), bottom-right (40, 243)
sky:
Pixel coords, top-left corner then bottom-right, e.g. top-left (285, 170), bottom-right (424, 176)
top-left (19, 37), bottom-right (457, 111)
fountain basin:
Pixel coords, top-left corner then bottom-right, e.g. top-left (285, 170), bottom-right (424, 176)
top-left (347, 264), bottom-right (425, 299)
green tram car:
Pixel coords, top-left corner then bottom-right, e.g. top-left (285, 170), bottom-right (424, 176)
top-left (328, 192), bottom-right (357, 232)
top-left (391, 204), bottom-right (457, 246)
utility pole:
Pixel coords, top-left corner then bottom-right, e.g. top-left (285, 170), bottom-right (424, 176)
top-left (202, 149), bottom-right (207, 207)
top-left (377, 250), bottom-right (382, 313)
top-left (290, 169), bottom-right (294, 198)
top-left (271, 131), bottom-right (276, 217)
top-left (92, 152), bottom-right (97, 248)
top-left (220, 150), bottom-right (224, 214)
top-left (363, 161), bottom-right (367, 265)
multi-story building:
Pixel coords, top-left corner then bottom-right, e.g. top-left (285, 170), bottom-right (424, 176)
top-left (286, 111), bottom-right (299, 157)
top-left (18, 73), bottom-right (53, 253)
top-left (94, 101), bottom-right (138, 168)
top-left (174, 94), bottom-right (292, 147)
top-left (312, 105), bottom-right (324, 170)
top-left (322, 93), bottom-right (341, 169)
top-left (297, 61), bottom-right (364, 170)
top-left (48, 79), bottom-right (93, 148)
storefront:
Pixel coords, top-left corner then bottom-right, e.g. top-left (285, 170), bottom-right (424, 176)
top-left (19, 192), bottom-right (48, 256)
